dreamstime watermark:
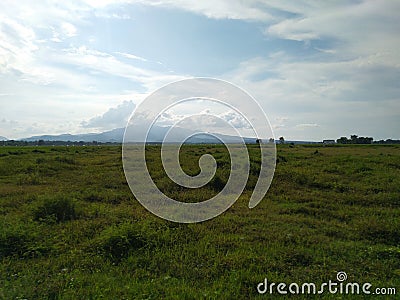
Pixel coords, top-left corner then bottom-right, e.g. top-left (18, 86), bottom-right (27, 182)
top-left (122, 78), bottom-right (276, 223)
top-left (257, 272), bottom-right (397, 296)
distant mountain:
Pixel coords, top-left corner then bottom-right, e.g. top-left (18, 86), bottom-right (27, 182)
top-left (21, 127), bottom-right (125, 143)
top-left (0, 136), bottom-right (8, 141)
top-left (20, 126), bottom-right (260, 144)
top-left (19, 127), bottom-right (320, 144)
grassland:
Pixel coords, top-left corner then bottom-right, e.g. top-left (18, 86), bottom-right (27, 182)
top-left (0, 144), bottom-right (399, 299)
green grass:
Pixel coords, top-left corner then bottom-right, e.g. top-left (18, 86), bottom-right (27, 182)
top-left (0, 144), bottom-right (399, 299)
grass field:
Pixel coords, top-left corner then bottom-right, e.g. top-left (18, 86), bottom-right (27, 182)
top-left (0, 144), bottom-right (399, 299)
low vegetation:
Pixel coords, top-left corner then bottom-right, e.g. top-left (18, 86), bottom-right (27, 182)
top-left (0, 144), bottom-right (399, 299)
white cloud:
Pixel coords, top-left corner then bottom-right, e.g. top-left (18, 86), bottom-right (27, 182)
top-left (295, 123), bottom-right (319, 129)
top-left (0, 0), bottom-right (398, 141)
top-left (81, 0), bottom-right (274, 21)
top-left (60, 46), bottom-right (186, 90)
top-left (265, 1), bottom-right (400, 66)
top-left (0, 2), bottom-right (88, 85)
top-left (94, 10), bottom-right (132, 19)
top-left (82, 100), bottom-right (136, 129)
top-left (115, 51), bottom-right (148, 62)
top-left (147, 0), bottom-right (273, 21)
top-left (154, 105), bottom-right (252, 135)
top-left (223, 48), bottom-right (400, 140)
top-left (61, 22), bottom-right (77, 37)
top-left (81, 0), bottom-right (125, 8)
top-left (219, 111), bottom-right (251, 129)
top-left (0, 16), bottom-right (38, 74)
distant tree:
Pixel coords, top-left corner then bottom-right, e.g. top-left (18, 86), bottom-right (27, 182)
top-left (38, 139), bottom-right (45, 146)
top-left (256, 139), bottom-right (261, 144)
top-left (279, 136), bottom-right (285, 144)
top-left (269, 138), bottom-right (275, 143)
top-left (374, 139), bottom-right (400, 144)
top-left (337, 135), bottom-right (373, 144)
top-left (367, 137), bottom-right (373, 144)
top-left (337, 137), bottom-right (349, 144)
top-left (350, 135), bottom-right (358, 142)
top-left (357, 136), bottom-right (373, 144)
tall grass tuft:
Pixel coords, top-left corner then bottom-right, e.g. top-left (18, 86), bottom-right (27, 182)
top-left (33, 196), bottom-right (78, 223)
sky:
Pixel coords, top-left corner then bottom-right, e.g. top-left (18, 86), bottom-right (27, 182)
top-left (0, 0), bottom-right (399, 141)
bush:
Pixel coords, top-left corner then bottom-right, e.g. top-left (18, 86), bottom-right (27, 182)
top-left (33, 196), bottom-right (78, 223)
top-left (0, 230), bottom-right (29, 257)
top-left (92, 222), bottom-right (149, 262)
top-left (0, 222), bottom-right (49, 258)
top-left (209, 175), bottom-right (226, 191)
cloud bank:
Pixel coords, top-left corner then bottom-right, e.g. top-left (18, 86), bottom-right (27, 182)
top-left (82, 100), bottom-right (136, 130)
top-left (0, 0), bottom-right (398, 140)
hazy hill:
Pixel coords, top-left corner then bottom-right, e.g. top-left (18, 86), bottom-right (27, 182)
top-left (21, 128), bottom-right (125, 143)
top-left (20, 126), bottom-right (260, 144)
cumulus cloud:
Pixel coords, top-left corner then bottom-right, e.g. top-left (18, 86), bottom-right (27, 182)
top-left (153, 108), bottom-right (252, 136)
top-left (81, 100), bottom-right (136, 130)
top-left (219, 111), bottom-right (251, 129)
top-left (1, 0), bottom-right (399, 140)
top-left (61, 22), bottom-right (77, 37)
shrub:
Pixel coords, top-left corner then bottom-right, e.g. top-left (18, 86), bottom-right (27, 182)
top-left (33, 196), bottom-right (78, 223)
top-left (0, 230), bottom-right (29, 257)
top-left (0, 222), bottom-right (50, 258)
top-left (209, 175), bottom-right (226, 191)
top-left (93, 223), bottom-right (148, 262)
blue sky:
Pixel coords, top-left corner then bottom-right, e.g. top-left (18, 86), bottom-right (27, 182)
top-left (0, 0), bottom-right (399, 140)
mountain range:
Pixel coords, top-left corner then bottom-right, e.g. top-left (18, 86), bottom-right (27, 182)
top-left (5, 126), bottom-right (320, 144)
top-left (21, 128), bottom-right (125, 143)
top-left (18, 126), bottom-right (260, 144)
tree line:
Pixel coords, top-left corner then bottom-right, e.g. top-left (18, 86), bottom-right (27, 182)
top-left (336, 135), bottom-right (373, 144)
top-left (336, 135), bottom-right (400, 144)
